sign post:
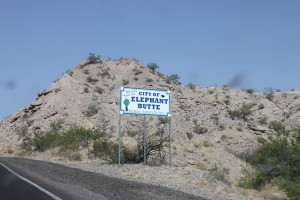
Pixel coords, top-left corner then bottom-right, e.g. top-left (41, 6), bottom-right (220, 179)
top-left (143, 115), bottom-right (147, 165)
top-left (119, 87), bottom-right (171, 166)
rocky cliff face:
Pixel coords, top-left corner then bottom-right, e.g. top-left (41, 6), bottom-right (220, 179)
top-left (1, 58), bottom-right (300, 182)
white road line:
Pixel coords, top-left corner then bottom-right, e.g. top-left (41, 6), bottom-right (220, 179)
top-left (0, 162), bottom-right (62, 200)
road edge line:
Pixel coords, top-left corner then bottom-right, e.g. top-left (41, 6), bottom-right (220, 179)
top-left (0, 162), bottom-right (62, 200)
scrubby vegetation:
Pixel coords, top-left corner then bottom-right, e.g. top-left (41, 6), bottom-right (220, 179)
top-left (228, 103), bottom-right (254, 121)
top-left (167, 74), bottom-right (181, 84)
top-left (239, 126), bottom-right (300, 199)
top-left (263, 87), bottom-right (275, 101)
top-left (146, 63), bottom-right (159, 73)
top-left (87, 53), bottom-right (101, 64)
top-left (21, 125), bottom-right (167, 165)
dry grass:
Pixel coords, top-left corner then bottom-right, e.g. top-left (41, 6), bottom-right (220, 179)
top-left (7, 148), bottom-right (14, 154)
top-left (196, 178), bottom-right (209, 186)
top-left (237, 185), bottom-right (288, 200)
top-left (195, 161), bottom-right (206, 170)
top-left (260, 185), bottom-right (288, 200)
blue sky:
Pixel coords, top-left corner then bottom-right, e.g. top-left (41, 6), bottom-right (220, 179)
top-left (1, 0), bottom-right (300, 119)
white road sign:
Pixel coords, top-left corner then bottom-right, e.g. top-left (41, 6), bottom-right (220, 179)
top-left (120, 87), bottom-right (171, 116)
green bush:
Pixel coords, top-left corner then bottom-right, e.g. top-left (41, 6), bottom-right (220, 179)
top-left (244, 88), bottom-right (255, 94)
top-left (193, 124), bottom-right (208, 134)
top-left (93, 139), bottom-right (119, 163)
top-left (239, 128), bottom-right (300, 199)
top-left (228, 103), bottom-right (254, 121)
top-left (87, 53), bottom-right (101, 64)
top-left (146, 63), bottom-right (159, 73)
top-left (21, 131), bottom-right (62, 151)
top-left (258, 116), bottom-right (267, 125)
top-left (269, 120), bottom-right (287, 136)
top-left (21, 127), bottom-right (104, 152)
top-left (210, 163), bottom-right (230, 183)
top-left (85, 105), bottom-right (98, 117)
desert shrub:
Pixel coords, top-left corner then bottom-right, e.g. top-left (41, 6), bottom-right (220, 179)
top-left (244, 88), bottom-right (255, 94)
top-left (156, 71), bottom-right (165, 78)
top-left (84, 87), bottom-right (89, 93)
top-left (50, 119), bottom-right (64, 133)
top-left (126, 130), bottom-right (139, 138)
top-left (223, 99), bottom-right (230, 105)
top-left (193, 125), bottom-right (208, 134)
top-left (158, 116), bottom-right (169, 125)
top-left (133, 76), bottom-right (139, 81)
top-left (7, 149), bottom-right (14, 154)
top-left (208, 90), bottom-right (214, 94)
top-left (218, 124), bottom-right (225, 131)
top-left (21, 126), bottom-right (104, 152)
top-left (66, 69), bottom-right (73, 76)
top-left (93, 139), bottom-right (119, 163)
top-left (187, 82), bottom-right (196, 91)
top-left (167, 74), bottom-right (181, 84)
top-left (195, 161), bottom-right (206, 170)
top-left (83, 69), bottom-right (89, 74)
top-left (258, 103), bottom-right (265, 110)
top-left (228, 103), bottom-right (254, 121)
top-left (239, 128), bottom-right (300, 199)
top-left (259, 116), bottom-right (268, 125)
top-left (257, 137), bottom-right (267, 144)
top-left (238, 166), bottom-right (260, 189)
top-left (203, 140), bottom-right (212, 147)
top-left (264, 87), bottom-right (274, 101)
top-left (125, 133), bottom-right (168, 164)
top-left (94, 86), bottom-right (104, 94)
top-left (133, 67), bottom-right (142, 75)
top-left (146, 78), bottom-right (153, 83)
top-left (87, 53), bottom-right (101, 64)
top-left (211, 114), bottom-right (219, 125)
top-left (220, 134), bottom-right (228, 140)
top-left (21, 131), bottom-right (62, 151)
top-left (269, 120), bottom-right (287, 136)
top-left (100, 69), bottom-right (110, 77)
top-left (210, 163), bottom-right (230, 183)
top-left (122, 79), bottom-right (129, 85)
top-left (146, 63), bottom-right (159, 73)
top-left (86, 76), bottom-right (99, 84)
top-left (233, 148), bottom-right (253, 161)
top-left (85, 105), bottom-right (98, 117)
top-left (16, 124), bottom-right (28, 138)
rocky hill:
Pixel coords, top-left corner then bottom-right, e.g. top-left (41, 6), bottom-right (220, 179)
top-left (1, 57), bottom-right (299, 199)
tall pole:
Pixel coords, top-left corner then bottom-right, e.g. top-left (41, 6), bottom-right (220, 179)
top-left (169, 116), bottom-right (172, 167)
top-left (143, 115), bottom-right (147, 165)
top-left (118, 114), bottom-right (122, 167)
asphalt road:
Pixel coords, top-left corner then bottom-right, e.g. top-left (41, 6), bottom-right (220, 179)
top-left (0, 163), bottom-right (56, 200)
top-left (0, 157), bottom-right (206, 200)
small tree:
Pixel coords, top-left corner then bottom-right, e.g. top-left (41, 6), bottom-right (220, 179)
top-left (87, 53), bottom-right (101, 64)
top-left (263, 87), bottom-right (274, 101)
top-left (146, 63), bottom-right (159, 73)
top-left (168, 74), bottom-right (181, 84)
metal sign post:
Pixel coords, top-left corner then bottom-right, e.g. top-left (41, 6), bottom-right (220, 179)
top-left (143, 115), bottom-right (147, 165)
top-left (118, 114), bottom-right (122, 167)
top-left (169, 116), bottom-right (172, 167)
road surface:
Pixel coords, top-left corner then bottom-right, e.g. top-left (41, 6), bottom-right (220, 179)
top-left (0, 157), bottom-right (206, 200)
